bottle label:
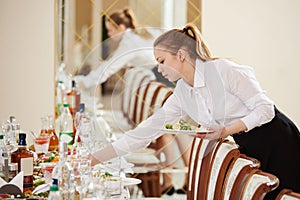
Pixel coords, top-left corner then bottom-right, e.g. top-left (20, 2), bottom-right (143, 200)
top-left (59, 132), bottom-right (74, 145)
top-left (21, 157), bottom-right (33, 176)
top-left (23, 175), bottom-right (33, 189)
top-left (67, 95), bottom-right (76, 109)
top-left (56, 103), bottom-right (63, 116)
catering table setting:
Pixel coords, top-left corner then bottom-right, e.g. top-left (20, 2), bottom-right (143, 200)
top-left (0, 115), bottom-right (141, 200)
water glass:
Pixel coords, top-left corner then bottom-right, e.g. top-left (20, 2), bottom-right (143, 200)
top-left (34, 135), bottom-right (50, 153)
top-left (72, 158), bottom-right (92, 199)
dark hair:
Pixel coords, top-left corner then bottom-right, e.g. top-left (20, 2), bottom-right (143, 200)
top-left (106, 7), bottom-right (152, 39)
top-left (154, 23), bottom-right (214, 61)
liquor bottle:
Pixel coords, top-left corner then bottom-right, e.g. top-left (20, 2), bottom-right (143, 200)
top-left (48, 184), bottom-right (62, 200)
top-left (67, 80), bottom-right (81, 118)
top-left (55, 80), bottom-right (66, 118)
top-left (11, 133), bottom-right (34, 193)
top-left (47, 115), bottom-right (59, 152)
top-left (59, 104), bottom-right (74, 145)
top-left (52, 142), bottom-right (75, 200)
top-left (40, 116), bottom-right (48, 135)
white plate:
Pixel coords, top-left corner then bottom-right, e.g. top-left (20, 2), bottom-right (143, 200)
top-left (122, 177), bottom-right (142, 186)
top-left (162, 127), bottom-right (214, 135)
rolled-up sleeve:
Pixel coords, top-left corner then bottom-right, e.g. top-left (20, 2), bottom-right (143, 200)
top-left (222, 60), bottom-right (275, 131)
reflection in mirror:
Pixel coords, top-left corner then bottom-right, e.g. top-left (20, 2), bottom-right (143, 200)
top-left (55, 0), bottom-right (202, 112)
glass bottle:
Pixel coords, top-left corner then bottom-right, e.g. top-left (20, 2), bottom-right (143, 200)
top-left (47, 115), bottom-right (59, 152)
top-left (11, 133), bottom-right (34, 193)
top-left (8, 162), bottom-right (18, 181)
top-left (52, 142), bottom-right (75, 200)
top-left (40, 116), bottom-right (48, 135)
top-left (56, 80), bottom-right (66, 118)
top-left (48, 184), bottom-right (62, 200)
top-left (67, 80), bottom-right (81, 118)
top-left (59, 104), bottom-right (74, 145)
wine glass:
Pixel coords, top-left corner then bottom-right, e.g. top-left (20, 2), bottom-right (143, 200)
top-left (2, 121), bottom-right (18, 162)
top-left (73, 112), bottom-right (92, 157)
top-left (72, 158), bottom-right (92, 199)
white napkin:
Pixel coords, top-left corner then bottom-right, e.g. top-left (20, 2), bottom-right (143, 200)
top-left (0, 171), bottom-right (23, 192)
top-left (32, 183), bottom-right (51, 194)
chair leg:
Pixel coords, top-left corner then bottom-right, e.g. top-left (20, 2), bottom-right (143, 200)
top-left (135, 171), bottom-right (161, 197)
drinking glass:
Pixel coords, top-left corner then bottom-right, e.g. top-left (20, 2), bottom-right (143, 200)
top-left (34, 135), bottom-right (50, 154)
top-left (72, 158), bottom-right (92, 199)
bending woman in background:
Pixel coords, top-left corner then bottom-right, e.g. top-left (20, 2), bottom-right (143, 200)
top-left (75, 8), bottom-right (165, 89)
top-left (89, 22), bottom-right (300, 199)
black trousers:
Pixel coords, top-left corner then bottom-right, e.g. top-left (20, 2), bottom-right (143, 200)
top-left (233, 106), bottom-right (300, 200)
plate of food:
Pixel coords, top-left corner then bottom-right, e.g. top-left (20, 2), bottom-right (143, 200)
top-left (162, 119), bottom-right (214, 135)
top-left (122, 177), bottom-right (142, 186)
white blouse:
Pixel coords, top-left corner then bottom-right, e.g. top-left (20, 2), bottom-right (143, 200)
top-left (75, 28), bottom-right (164, 88)
top-left (112, 58), bottom-right (275, 155)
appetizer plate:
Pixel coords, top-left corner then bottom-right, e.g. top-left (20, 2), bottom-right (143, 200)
top-left (162, 127), bottom-right (214, 135)
top-left (122, 177), bottom-right (142, 186)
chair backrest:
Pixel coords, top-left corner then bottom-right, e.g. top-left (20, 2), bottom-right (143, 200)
top-left (238, 169), bottom-right (279, 200)
top-left (136, 81), bottom-right (173, 124)
top-left (276, 189), bottom-right (300, 200)
top-left (120, 67), bottom-right (155, 119)
top-left (187, 137), bottom-right (210, 200)
top-left (223, 154), bottom-right (261, 200)
top-left (126, 70), bottom-right (156, 126)
top-left (207, 140), bottom-right (240, 200)
top-left (187, 138), bottom-right (240, 200)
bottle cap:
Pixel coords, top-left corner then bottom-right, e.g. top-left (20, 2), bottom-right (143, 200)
top-left (19, 133), bottom-right (26, 139)
top-left (72, 80), bottom-right (76, 87)
top-left (18, 133), bottom-right (27, 145)
top-left (63, 104), bottom-right (69, 107)
top-left (49, 184), bottom-right (59, 192)
top-left (79, 103), bottom-right (85, 113)
top-left (0, 135), bottom-right (3, 139)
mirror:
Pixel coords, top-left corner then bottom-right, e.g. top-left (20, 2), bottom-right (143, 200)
top-left (55, 0), bottom-right (202, 109)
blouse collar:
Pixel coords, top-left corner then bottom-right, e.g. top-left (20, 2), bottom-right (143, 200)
top-left (193, 58), bottom-right (205, 88)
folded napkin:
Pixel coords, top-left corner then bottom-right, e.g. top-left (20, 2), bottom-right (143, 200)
top-left (0, 171), bottom-right (23, 195)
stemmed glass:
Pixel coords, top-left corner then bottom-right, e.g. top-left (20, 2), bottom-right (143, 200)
top-left (73, 112), bottom-right (92, 157)
top-left (72, 158), bottom-right (92, 199)
top-left (2, 119), bottom-right (19, 162)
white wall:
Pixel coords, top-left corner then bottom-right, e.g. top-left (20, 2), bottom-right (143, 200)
top-left (0, 0), bottom-right (54, 134)
top-left (202, 0), bottom-right (300, 127)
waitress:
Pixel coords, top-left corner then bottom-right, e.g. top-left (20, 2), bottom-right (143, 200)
top-left (90, 23), bottom-right (300, 199)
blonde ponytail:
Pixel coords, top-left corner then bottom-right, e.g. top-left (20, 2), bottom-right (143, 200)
top-left (154, 23), bottom-right (215, 61)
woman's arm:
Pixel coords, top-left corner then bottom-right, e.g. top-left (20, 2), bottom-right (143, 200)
top-left (222, 59), bottom-right (275, 131)
top-left (89, 93), bottom-right (183, 165)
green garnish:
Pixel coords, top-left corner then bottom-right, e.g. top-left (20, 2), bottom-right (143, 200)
top-left (165, 124), bottom-right (173, 129)
top-left (102, 172), bottom-right (113, 178)
top-left (43, 156), bottom-right (55, 162)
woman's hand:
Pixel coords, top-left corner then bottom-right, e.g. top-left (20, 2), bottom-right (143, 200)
top-left (195, 126), bottom-right (228, 140)
top-left (88, 153), bottom-right (102, 166)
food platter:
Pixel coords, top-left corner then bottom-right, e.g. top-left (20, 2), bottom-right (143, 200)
top-left (162, 127), bottom-right (214, 135)
top-left (122, 177), bottom-right (142, 186)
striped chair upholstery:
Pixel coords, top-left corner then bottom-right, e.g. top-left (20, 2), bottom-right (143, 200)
top-left (223, 154), bottom-right (261, 200)
top-left (187, 138), bottom-right (240, 200)
top-left (276, 189), bottom-right (300, 200)
top-left (238, 169), bottom-right (279, 200)
top-left (137, 81), bottom-right (173, 124)
top-left (121, 67), bottom-right (156, 120)
top-left (126, 69), bottom-right (156, 126)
